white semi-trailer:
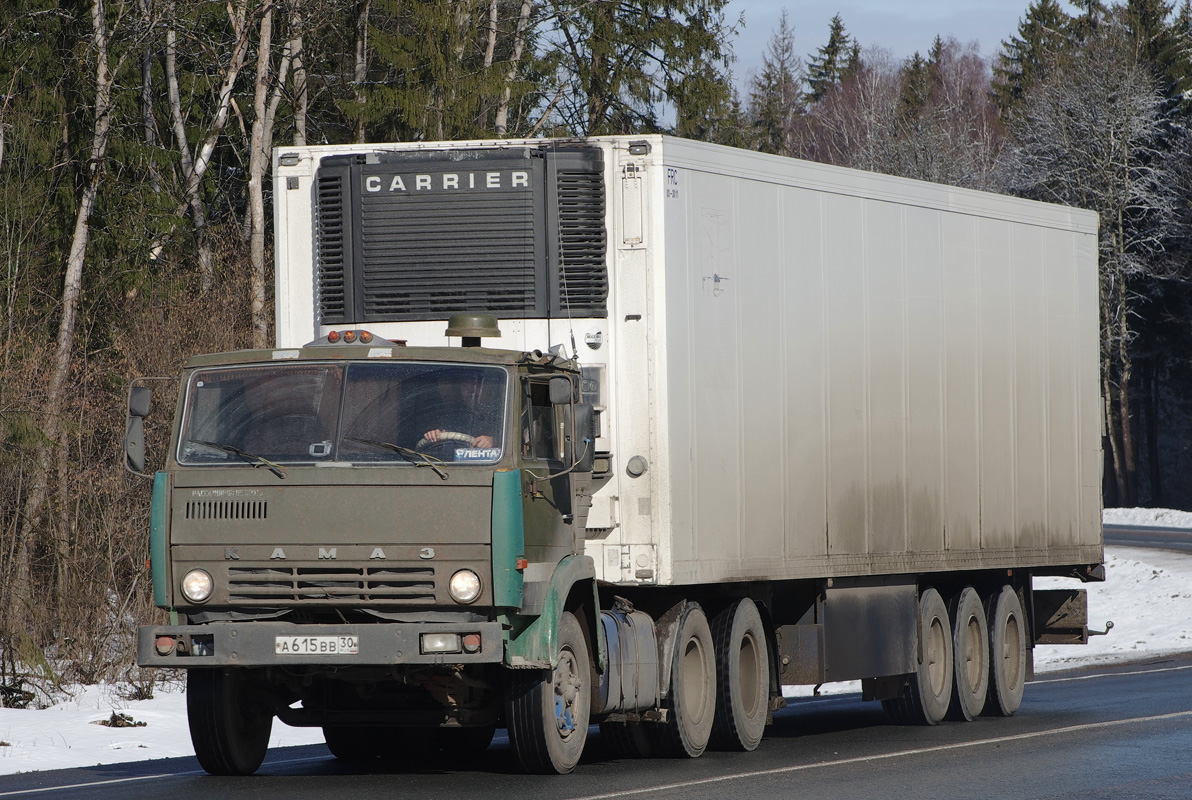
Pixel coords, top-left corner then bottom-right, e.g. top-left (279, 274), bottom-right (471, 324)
top-left (132, 135), bottom-right (1103, 775)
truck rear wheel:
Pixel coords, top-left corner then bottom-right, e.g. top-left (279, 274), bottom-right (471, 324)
top-left (882, 587), bottom-right (953, 726)
top-left (983, 584), bottom-right (1026, 716)
top-left (652, 603), bottom-right (716, 758)
top-left (710, 598), bottom-right (769, 751)
top-left (506, 611), bottom-right (591, 774)
top-left (187, 667), bottom-right (273, 775)
top-left (947, 586), bottom-right (990, 721)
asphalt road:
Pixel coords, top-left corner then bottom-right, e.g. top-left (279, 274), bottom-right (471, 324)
top-left (1104, 523), bottom-right (1192, 553)
top-left (3, 654), bottom-right (1191, 800)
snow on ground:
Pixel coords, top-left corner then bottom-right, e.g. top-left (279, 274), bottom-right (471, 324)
top-left (1, 509), bottom-right (1191, 777)
top-left (1103, 506), bottom-right (1192, 528)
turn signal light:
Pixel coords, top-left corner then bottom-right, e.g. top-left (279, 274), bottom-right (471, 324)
top-left (462, 634), bottom-right (482, 653)
top-left (155, 636), bottom-right (176, 656)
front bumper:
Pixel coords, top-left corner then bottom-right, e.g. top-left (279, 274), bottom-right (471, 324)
top-left (137, 621), bottom-right (504, 667)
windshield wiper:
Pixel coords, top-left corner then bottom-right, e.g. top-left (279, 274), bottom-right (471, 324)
top-left (188, 440), bottom-right (287, 479)
top-left (345, 436), bottom-right (449, 480)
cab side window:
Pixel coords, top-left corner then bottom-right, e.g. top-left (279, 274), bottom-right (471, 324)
top-left (522, 381), bottom-right (560, 461)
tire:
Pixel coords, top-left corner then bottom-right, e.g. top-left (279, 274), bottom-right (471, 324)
top-left (187, 668), bottom-right (273, 776)
top-left (506, 611), bottom-right (591, 773)
top-left (710, 598), bottom-right (769, 751)
top-left (652, 603), bottom-right (716, 758)
top-left (881, 587), bottom-right (953, 726)
top-left (947, 586), bottom-right (990, 721)
top-left (984, 584), bottom-right (1026, 717)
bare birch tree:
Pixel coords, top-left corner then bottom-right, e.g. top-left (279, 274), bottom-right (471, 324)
top-left (17, 0), bottom-right (140, 626)
top-left (494, 0), bottom-right (533, 136)
top-left (999, 26), bottom-right (1184, 505)
top-left (163, 0), bottom-right (254, 294)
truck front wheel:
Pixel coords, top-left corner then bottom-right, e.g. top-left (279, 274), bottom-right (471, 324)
top-left (506, 611), bottom-right (591, 773)
top-left (187, 667), bottom-right (273, 775)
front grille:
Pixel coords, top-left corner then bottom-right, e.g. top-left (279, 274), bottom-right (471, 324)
top-left (186, 501), bottom-right (268, 521)
top-left (227, 565), bottom-right (436, 604)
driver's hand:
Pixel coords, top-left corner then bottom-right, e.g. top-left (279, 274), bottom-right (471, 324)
top-left (473, 435), bottom-right (494, 449)
top-left (424, 429), bottom-right (444, 442)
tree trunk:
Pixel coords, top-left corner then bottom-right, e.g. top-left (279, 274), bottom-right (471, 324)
top-left (476, 0), bottom-right (499, 128)
top-left (164, 0), bottom-right (253, 293)
top-left (18, 0), bottom-right (119, 629)
top-left (1148, 358), bottom-right (1160, 506)
top-left (288, 0), bottom-right (307, 146)
top-left (495, 0), bottom-right (533, 136)
top-left (353, 0), bottom-right (370, 143)
top-left (247, 5), bottom-right (295, 348)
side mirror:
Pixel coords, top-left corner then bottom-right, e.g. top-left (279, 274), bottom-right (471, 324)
top-left (123, 416), bottom-right (146, 474)
top-left (123, 385), bottom-right (152, 476)
top-left (128, 386), bottom-right (151, 418)
top-left (549, 376), bottom-right (573, 405)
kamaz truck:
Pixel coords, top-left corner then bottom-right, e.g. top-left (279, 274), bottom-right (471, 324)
top-left (128, 135), bottom-right (1104, 776)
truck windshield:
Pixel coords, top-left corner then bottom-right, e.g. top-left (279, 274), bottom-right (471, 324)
top-left (177, 362), bottom-right (507, 466)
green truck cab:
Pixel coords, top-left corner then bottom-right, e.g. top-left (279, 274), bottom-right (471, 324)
top-left (130, 316), bottom-right (603, 775)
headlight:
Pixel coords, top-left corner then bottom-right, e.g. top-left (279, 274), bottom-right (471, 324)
top-left (181, 569), bottom-right (214, 603)
top-left (448, 569), bottom-right (482, 604)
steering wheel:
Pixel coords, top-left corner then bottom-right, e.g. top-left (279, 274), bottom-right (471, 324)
top-left (415, 430), bottom-right (476, 452)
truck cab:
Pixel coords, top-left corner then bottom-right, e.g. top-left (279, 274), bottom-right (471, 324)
top-left (132, 315), bottom-right (602, 774)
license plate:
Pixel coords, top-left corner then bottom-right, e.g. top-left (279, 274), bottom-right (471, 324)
top-left (274, 635), bottom-right (359, 655)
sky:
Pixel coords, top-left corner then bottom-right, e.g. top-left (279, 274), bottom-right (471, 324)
top-left (0, 507), bottom-right (1189, 777)
top-left (726, 1), bottom-right (1083, 84)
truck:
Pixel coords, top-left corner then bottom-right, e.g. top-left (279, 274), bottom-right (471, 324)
top-left (126, 134), bottom-right (1104, 776)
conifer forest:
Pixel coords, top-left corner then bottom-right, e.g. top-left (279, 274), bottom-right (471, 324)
top-left (1, 0), bottom-right (1191, 698)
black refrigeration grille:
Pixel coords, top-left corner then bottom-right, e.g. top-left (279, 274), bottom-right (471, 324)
top-left (358, 190), bottom-right (538, 320)
top-left (555, 166), bottom-right (607, 316)
top-left (315, 171), bottom-right (350, 324)
top-left (313, 147), bottom-right (608, 322)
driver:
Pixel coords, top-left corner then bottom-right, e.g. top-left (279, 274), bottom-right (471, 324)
top-left (419, 369), bottom-right (499, 450)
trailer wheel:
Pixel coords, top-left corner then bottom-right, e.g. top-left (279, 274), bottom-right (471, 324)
top-left (710, 598), bottom-right (769, 751)
top-left (187, 668), bottom-right (273, 775)
top-left (881, 587), bottom-right (953, 726)
top-left (947, 586), bottom-right (990, 721)
top-left (506, 611), bottom-right (591, 773)
top-left (652, 603), bottom-right (716, 758)
top-left (984, 585), bottom-right (1026, 717)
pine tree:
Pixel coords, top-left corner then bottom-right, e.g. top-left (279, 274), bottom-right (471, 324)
top-left (806, 14), bottom-right (853, 102)
top-left (991, 0), bottom-right (1073, 117)
top-left (1123, 0), bottom-right (1191, 100)
top-left (747, 9), bottom-right (804, 154)
top-left (543, 0), bottom-right (736, 136)
top-left (899, 52), bottom-right (932, 121)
